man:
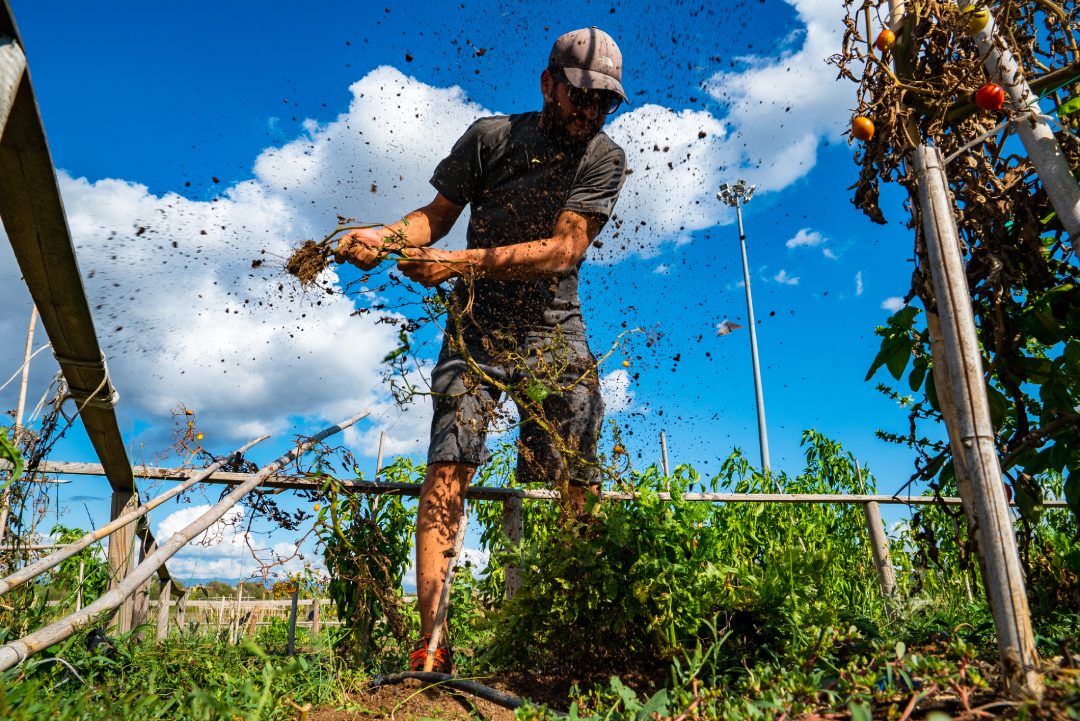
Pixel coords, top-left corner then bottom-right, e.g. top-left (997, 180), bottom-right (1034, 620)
top-left (335, 27), bottom-right (628, 673)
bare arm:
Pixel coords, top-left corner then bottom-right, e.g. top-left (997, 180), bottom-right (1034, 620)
top-left (397, 210), bottom-right (603, 287)
top-left (334, 193), bottom-right (465, 270)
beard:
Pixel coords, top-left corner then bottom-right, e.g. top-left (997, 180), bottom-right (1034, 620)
top-left (540, 98), bottom-right (604, 145)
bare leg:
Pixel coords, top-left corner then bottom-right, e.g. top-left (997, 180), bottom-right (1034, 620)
top-left (564, 482), bottom-right (602, 518)
top-left (416, 461), bottom-right (476, 635)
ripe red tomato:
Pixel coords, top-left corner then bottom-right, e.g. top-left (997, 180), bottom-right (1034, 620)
top-left (851, 116), bottom-right (875, 141)
top-left (975, 83), bottom-right (1006, 111)
top-left (874, 28), bottom-right (896, 51)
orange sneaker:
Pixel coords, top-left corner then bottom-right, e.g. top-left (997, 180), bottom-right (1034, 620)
top-left (408, 634), bottom-right (453, 674)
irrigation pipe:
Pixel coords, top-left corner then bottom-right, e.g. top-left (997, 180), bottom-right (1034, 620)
top-left (0, 411), bottom-right (366, 672)
top-left (372, 672), bottom-right (531, 712)
top-left (0, 435), bottom-right (271, 597)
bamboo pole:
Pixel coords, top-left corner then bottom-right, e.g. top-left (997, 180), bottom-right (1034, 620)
top-left (0, 434), bottom-right (270, 596)
top-left (0, 411), bottom-right (366, 671)
top-left (75, 560), bottom-right (84, 611)
top-left (973, 14), bottom-right (1080, 238)
top-left (0, 306), bottom-right (38, 545)
top-left (155, 579), bottom-right (172, 643)
top-left (912, 145), bottom-right (1040, 697)
top-left (660, 431), bottom-right (670, 477)
top-left (501, 496), bottom-right (523, 599)
top-left (231, 582), bottom-right (244, 644)
top-left (424, 505), bottom-right (468, 672)
top-left (311, 597), bottom-right (321, 637)
top-left (861, 501), bottom-right (897, 599)
top-left (287, 587), bottom-right (299, 656)
top-left (375, 431), bottom-right (385, 479)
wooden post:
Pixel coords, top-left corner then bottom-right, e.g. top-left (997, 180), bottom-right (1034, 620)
top-left (155, 579), bottom-right (172, 643)
top-left (230, 581), bottom-right (244, 644)
top-left (217, 595), bottom-right (226, 635)
top-left (855, 462), bottom-right (896, 599)
top-left (106, 490), bottom-right (138, 634)
top-left (176, 592), bottom-right (187, 632)
top-left (287, 587), bottom-right (299, 655)
top-left (502, 496), bottom-right (523, 600)
top-left (131, 527), bottom-right (155, 632)
top-left (311, 597), bottom-right (321, 637)
top-left (660, 431), bottom-right (670, 478)
top-left (913, 144), bottom-right (1041, 697)
top-left (861, 501), bottom-right (897, 599)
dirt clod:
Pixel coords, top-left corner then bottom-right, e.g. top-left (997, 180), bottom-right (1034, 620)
top-left (286, 240), bottom-right (331, 286)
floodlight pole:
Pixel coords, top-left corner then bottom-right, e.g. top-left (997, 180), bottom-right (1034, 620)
top-left (718, 182), bottom-right (771, 472)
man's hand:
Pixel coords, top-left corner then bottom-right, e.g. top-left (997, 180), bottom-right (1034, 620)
top-left (334, 227), bottom-right (391, 271)
top-left (397, 248), bottom-right (472, 288)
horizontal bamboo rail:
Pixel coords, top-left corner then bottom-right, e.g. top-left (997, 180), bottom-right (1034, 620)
top-left (4, 460), bottom-right (1069, 507)
top-left (0, 435), bottom-right (269, 596)
top-left (0, 411), bottom-right (366, 671)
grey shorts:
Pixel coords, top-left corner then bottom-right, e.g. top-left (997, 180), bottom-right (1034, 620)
top-left (427, 331), bottom-right (604, 487)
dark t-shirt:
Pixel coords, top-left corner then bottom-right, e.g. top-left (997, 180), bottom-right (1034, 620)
top-left (430, 111), bottom-right (626, 338)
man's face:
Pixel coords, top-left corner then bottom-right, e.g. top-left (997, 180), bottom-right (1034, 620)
top-left (541, 69), bottom-right (618, 143)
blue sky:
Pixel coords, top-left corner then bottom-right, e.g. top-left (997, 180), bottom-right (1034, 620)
top-left (1, 0), bottom-right (930, 581)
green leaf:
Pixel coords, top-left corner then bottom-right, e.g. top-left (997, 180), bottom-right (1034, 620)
top-left (636, 689), bottom-right (670, 720)
top-left (1014, 473), bottom-right (1044, 524)
top-left (887, 305), bottom-right (921, 330)
top-left (1065, 473), bottom-right (1080, 524)
top-left (849, 700), bottom-right (873, 721)
top-left (525, 379), bottom-right (551, 404)
top-left (908, 361), bottom-right (928, 392)
top-left (0, 428), bottom-right (22, 487)
top-left (884, 340), bottom-right (911, 380)
top-left (985, 384), bottom-right (1009, 429)
top-left (1059, 96), bottom-right (1080, 116)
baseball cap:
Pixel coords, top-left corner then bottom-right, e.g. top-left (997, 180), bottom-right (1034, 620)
top-left (548, 27), bottom-right (627, 103)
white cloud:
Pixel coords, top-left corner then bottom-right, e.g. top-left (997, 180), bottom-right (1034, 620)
top-left (653, 264), bottom-right (671, 275)
top-left (823, 247), bottom-right (839, 260)
top-left (881, 296), bottom-right (906, 312)
top-left (600, 369), bottom-right (635, 413)
top-left (774, 269), bottom-right (800, 286)
top-left (786, 228), bottom-right (825, 249)
top-left (703, 0), bottom-right (852, 188)
top-left (154, 504), bottom-right (317, 580)
top-left (2, 0), bottom-right (858, 458)
top-left (855, 271), bottom-right (864, 296)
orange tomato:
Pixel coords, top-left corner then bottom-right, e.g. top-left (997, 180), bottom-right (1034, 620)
top-left (874, 28), bottom-right (895, 51)
top-left (852, 116), bottom-right (875, 141)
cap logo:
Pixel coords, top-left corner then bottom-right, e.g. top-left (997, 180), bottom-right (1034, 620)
top-left (598, 56), bottom-right (614, 70)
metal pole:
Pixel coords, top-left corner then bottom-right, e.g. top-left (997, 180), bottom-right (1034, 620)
top-left (735, 198), bottom-right (771, 471)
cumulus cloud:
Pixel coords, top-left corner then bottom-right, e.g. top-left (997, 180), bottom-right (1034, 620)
top-left (600, 369), bottom-right (635, 413)
top-left (881, 296), bottom-right (906, 312)
top-left (774, 269), bottom-right (800, 286)
top-left (786, 228), bottom-right (825, 249)
top-left (653, 264), bottom-right (671, 275)
top-left (703, 0), bottom-right (851, 187)
top-left (2, 0), bottom-right (857, 459)
top-left (154, 504), bottom-right (316, 580)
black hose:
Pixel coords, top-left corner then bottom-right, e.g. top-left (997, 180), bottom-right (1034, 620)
top-left (370, 671), bottom-right (530, 711)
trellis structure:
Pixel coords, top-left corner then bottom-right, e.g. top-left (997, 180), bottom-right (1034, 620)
top-left (839, 0), bottom-right (1080, 699)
